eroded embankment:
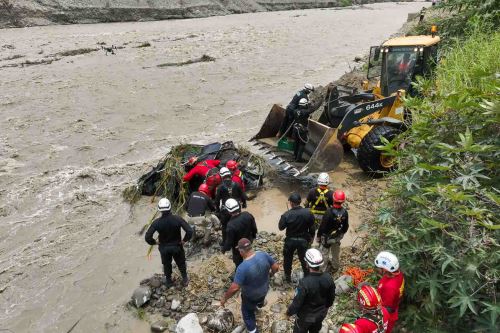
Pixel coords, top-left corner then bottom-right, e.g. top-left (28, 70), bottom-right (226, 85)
top-left (1, 0), bottom-right (415, 28)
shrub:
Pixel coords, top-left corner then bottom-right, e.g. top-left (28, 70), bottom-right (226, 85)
top-left (376, 30), bottom-right (500, 332)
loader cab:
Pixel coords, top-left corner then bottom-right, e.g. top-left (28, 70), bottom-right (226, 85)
top-left (368, 35), bottom-right (440, 97)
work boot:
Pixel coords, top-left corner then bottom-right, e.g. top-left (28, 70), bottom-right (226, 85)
top-left (165, 278), bottom-right (173, 289)
top-left (182, 275), bottom-right (189, 288)
top-left (284, 275), bottom-right (292, 284)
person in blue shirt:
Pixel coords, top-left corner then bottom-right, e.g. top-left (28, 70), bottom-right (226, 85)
top-left (220, 238), bottom-right (280, 333)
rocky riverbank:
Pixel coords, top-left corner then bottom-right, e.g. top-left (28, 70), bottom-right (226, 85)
top-left (1, 0), bottom-right (415, 28)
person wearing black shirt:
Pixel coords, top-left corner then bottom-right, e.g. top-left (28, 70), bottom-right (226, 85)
top-left (278, 83), bottom-right (315, 137)
top-left (186, 184), bottom-right (219, 246)
top-left (279, 193), bottom-right (315, 283)
top-left (145, 198), bottom-right (193, 288)
top-left (287, 249), bottom-right (336, 333)
top-left (316, 190), bottom-right (349, 274)
top-left (221, 199), bottom-right (258, 269)
top-left (215, 167), bottom-right (247, 245)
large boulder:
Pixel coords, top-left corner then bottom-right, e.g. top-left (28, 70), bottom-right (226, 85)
top-left (334, 275), bottom-right (353, 295)
top-left (131, 286), bottom-right (151, 308)
top-left (207, 308), bottom-right (234, 332)
top-left (175, 313), bottom-right (203, 333)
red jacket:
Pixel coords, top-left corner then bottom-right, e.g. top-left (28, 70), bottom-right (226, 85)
top-left (354, 307), bottom-right (389, 333)
top-left (231, 169), bottom-right (245, 192)
top-left (206, 173), bottom-right (221, 198)
top-left (378, 272), bottom-right (405, 314)
top-left (182, 160), bottom-right (220, 182)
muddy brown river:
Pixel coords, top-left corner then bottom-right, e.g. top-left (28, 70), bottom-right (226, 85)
top-left (0, 2), bottom-right (425, 332)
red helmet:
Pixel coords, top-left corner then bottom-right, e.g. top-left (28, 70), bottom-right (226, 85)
top-left (339, 323), bottom-right (362, 333)
top-left (333, 190), bottom-right (346, 203)
top-left (226, 160), bottom-right (238, 171)
top-left (187, 156), bottom-right (198, 166)
top-left (357, 285), bottom-right (381, 310)
top-left (198, 184), bottom-right (210, 195)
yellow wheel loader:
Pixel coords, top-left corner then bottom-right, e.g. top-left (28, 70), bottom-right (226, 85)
top-left (251, 32), bottom-right (440, 177)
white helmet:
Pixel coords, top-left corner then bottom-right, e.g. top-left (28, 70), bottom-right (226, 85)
top-left (375, 251), bottom-right (399, 272)
top-left (220, 167), bottom-right (231, 178)
top-left (225, 198), bottom-right (240, 213)
top-left (158, 198), bottom-right (171, 212)
top-left (304, 83), bottom-right (314, 92)
top-left (317, 172), bottom-right (330, 186)
top-left (305, 248), bottom-right (324, 268)
top-left (298, 98), bottom-right (309, 107)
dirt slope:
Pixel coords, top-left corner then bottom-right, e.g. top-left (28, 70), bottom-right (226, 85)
top-left (1, 0), bottom-right (415, 28)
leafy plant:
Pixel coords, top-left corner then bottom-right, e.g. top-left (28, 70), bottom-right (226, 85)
top-left (374, 30), bottom-right (499, 332)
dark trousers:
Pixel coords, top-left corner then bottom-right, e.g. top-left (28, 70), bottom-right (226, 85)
top-left (219, 210), bottom-right (231, 244)
top-left (241, 294), bottom-right (266, 333)
top-left (159, 245), bottom-right (187, 282)
top-left (283, 237), bottom-right (309, 279)
top-left (293, 317), bottom-right (323, 333)
top-left (279, 107), bottom-right (295, 136)
top-left (293, 124), bottom-right (307, 162)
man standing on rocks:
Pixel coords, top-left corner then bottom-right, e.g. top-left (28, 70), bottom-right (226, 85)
top-left (221, 238), bottom-right (279, 333)
top-left (317, 190), bottom-right (349, 274)
top-left (279, 192), bottom-right (316, 283)
top-left (305, 172), bottom-right (334, 226)
top-left (186, 184), bottom-right (219, 246)
top-left (221, 199), bottom-right (257, 269)
top-left (375, 251), bottom-right (405, 333)
top-left (145, 198), bottom-right (193, 288)
top-left (286, 249), bottom-right (336, 333)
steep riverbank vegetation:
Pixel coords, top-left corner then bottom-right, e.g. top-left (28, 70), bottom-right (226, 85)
top-left (373, 1), bottom-right (499, 331)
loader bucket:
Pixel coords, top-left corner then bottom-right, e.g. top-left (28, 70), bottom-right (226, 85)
top-left (252, 104), bottom-right (285, 140)
top-left (300, 119), bottom-right (344, 174)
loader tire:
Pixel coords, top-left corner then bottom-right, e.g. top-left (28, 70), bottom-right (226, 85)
top-left (357, 125), bottom-right (401, 177)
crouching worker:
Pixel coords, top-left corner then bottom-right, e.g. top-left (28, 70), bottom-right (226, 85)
top-left (145, 198), bottom-right (193, 288)
top-left (221, 238), bottom-right (279, 333)
top-left (287, 249), bottom-right (336, 333)
top-left (185, 184), bottom-right (220, 246)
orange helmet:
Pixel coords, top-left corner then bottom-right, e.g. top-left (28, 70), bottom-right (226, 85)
top-left (198, 184), bottom-right (210, 195)
top-left (339, 323), bottom-right (362, 333)
top-left (226, 160), bottom-right (238, 171)
top-left (333, 190), bottom-right (346, 203)
top-left (187, 156), bottom-right (198, 166)
top-left (357, 285), bottom-right (382, 310)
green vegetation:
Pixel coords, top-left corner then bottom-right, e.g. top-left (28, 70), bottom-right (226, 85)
top-left (373, 13), bottom-right (499, 333)
top-left (339, 0), bottom-right (352, 8)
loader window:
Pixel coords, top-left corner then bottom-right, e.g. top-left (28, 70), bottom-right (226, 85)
top-left (381, 50), bottom-right (417, 96)
top-left (367, 46), bottom-right (382, 79)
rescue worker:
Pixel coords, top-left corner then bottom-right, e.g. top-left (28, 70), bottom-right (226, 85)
top-left (215, 167), bottom-right (247, 244)
top-left (375, 251), bottom-right (405, 333)
top-left (338, 286), bottom-right (390, 333)
top-left (221, 238), bottom-right (279, 333)
top-left (305, 172), bottom-right (334, 226)
top-left (278, 83), bottom-right (315, 137)
top-left (286, 249), bottom-right (336, 333)
top-left (221, 199), bottom-right (258, 268)
top-left (292, 98), bottom-right (317, 162)
top-left (185, 184), bottom-right (220, 246)
top-left (145, 198), bottom-right (193, 288)
top-left (182, 156), bottom-right (220, 192)
top-left (317, 190), bottom-right (348, 274)
top-left (205, 167), bottom-right (222, 199)
top-left (279, 192), bottom-right (316, 283)
top-left (226, 160), bottom-right (245, 192)
top-left (352, 285), bottom-right (390, 333)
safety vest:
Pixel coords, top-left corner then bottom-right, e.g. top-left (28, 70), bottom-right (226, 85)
top-left (310, 188), bottom-right (330, 215)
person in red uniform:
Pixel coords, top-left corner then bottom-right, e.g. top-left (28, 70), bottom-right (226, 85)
top-left (182, 157), bottom-right (221, 182)
top-left (226, 160), bottom-right (245, 192)
top-left (353, 285), bottom-right (389, 333)
top-left (374, 251), bottom-right (404, 333)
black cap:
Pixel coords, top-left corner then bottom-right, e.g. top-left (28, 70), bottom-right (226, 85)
top-left (288, 192), bottom-right (301, 204)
